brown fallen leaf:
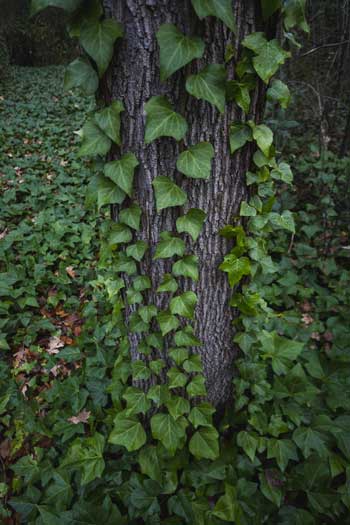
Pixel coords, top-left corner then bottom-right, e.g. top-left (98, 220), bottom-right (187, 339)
top-left (46, 336), bottom-right (64, 355)
top-left (68, 410), bottom-right (91, 425)
top-left (66, 266), bottom-right (76, 278)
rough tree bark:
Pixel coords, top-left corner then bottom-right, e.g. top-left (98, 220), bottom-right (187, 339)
top-left (102, 0), bottom-right (273, 406)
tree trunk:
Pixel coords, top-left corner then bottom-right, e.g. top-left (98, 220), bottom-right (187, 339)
top-left (103, 0), bottom-right (269, 406)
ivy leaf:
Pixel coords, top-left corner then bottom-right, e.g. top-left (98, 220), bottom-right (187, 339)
top-left (104, 153), bottom-right (139, 197)
top-left (119, 203), bottom-right (142, 231)
top-left (283, 0), bottom-right (309, 32)
top-left (189, 427), bottom-right (219, 460)
top-left (94, 101), bottom-right (124, 145)
top-left (64, 57), bottom-right (99, 95)
top-left (147, 385), bottom-right (171, 405)
top-left (166, 396), bottom-right (190, 419)
top-left (132, 360), bottom-right (151, 380)
top-left (123, 387), bottom-right (151, 415)
top-left (108, 223), bottom-right (132, 245)
top-left (191, 0), bottom-right (236, 32)
top-left (138, 305), bottom-right (158, 324)
top-left (188, 403), bottom-right (215, 428)
top-left (176, 209), bottom-right (206, 241)
top-left (186, 375), bottom-right (207, 397)
top-left (139, 446), bottom-right (162, 482)
top-left (229, 123), bottom-right (253, 154)
top-left (243, 34), bottom-right (290, 84)
top-left (43, 473), bottom-right (73, 511)
top-left (167, 367), bottom-right (188, 389)
top-left (157, 274), bottom-right (179, 293)
top-left (170, 291), bottom-right (198, 319)
top-left (186, 64), bottom-right (226, 113)
top-left (259, 472), bottom-right (282, 507)
top-left (240, 201), bottom-right (257, 217)
top-left (150, 413), bottom-right (187, 454)
top-left (213, 484), bottom-right (240, 522)
top-left (237, 431), bottom-right (259, 462)
top-left (267, 438), bottom-right (298, 471)
top-left (252, 124), bottom-right (273, 157)
top-left (268, 211), bottom-right (295, 233)
top-left (172, 255), bottom-right (199, 281)
top-left (259, 331), bottom-right (304, 375)
top-left (31, 0), bottom-right (81, 15)
top-left (183, 354), bottom-right (203, 372)
top-left (156, 24), bottom-right (205, 81)
top-left (226, 80), bottom-right (251, 114)
top-left (157, 311), bottom-right (180, 336)
top-left (153, 176), bottom-right (187, 211)
top-left (267, 79), bottom-right (291, 108)
top-left (133, 276), bottom-right (151, 291)
top-left (174, 325), bottom-right (201, 347)
top-left (80, 19), bottom-right (123, 76)
top-left (219, 255), bottom-right (251, 287)
top-left (169, 347), bottom-right (189, 366)
top-left (176, 142), bottom-right (214, 180)
top-left (145, 96), bottom-right (188, 143)
top-left (77, 120), bottom-right (111, 157)
top-left (96, 175), bottom-right (126, 210)
top-left (109, 412), bottom-right (146, 452)
top-left (127, 241), bottom-right (148, 261)
top-left (154, 232), bottom-right (186, 259)
top-left (261, 0), bottom-right (282, 19)
top-left (60, 433), bottom-right (105, 485)
top-left (292, 427), bottom-right (328, 458)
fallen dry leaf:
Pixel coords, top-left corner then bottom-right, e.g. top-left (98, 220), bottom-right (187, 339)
top-left (46, 336), bottom-right (64, 355)
top-left (66, 266), bottom-right (76, 278)
top-left (68, 409), bottom-right (91, 425)
top-left (0, 228), bottom-right (8, 240)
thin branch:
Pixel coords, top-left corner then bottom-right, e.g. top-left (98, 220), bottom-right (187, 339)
top-left (300, 40), bottom-right (350, 58)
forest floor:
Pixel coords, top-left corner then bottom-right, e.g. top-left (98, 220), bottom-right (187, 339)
top-left (0, 66), bottom-right (100, 520)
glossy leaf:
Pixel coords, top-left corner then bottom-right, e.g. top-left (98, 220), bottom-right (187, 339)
top-left (64, 57), bottom-right (99, 95)
top-left (189, 427), bottom-right (219, 460)
top-left (94, 100), bottom-right (124, 145)
top-left (157, 24), bottom-right (205, 81)
top-left (119, 203), bottom-right (142, 231)
top-left (154, 232), bottom-right (186, 259)
top-left (96, 174), bottom-right (125, 210)
top-left (145, 96), bottom-right (188, 143)
top-left (80, 19), bottom-right (123, 76)
top-left (176, 208), bottom-right (206, 241)
top-left (153, 176), bottom-right (187, 211)
top-left (104, 153), bottom-right (139, 197)
top-left (172, 255), bottom-right (199, 281)
top-left (170, 291), bottom-right (198, 319)
top-left (176, 142), bottom-right (214, 179)
top-left (77, 120), bottom-right (111, 157)
top-left (151, 413), bottom-right (187, 454)
top-left (191, 0), bottom-right (236, 32)
top-left (109, 412), bottom-right (146, 451)
top-left (229, 123), bottom-right (253, 154)
top-left (186, 64), bottom-right (226, 113)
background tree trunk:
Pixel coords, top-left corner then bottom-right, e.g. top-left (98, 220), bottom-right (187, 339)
top-left (103, 0), bottom-right (271, 405)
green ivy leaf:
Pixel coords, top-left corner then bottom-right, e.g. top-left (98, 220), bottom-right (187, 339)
top-left (174, 326), bottom-right (201, 347)
top-left (151, 414), bottom-right (187, 454)
top-left (127, 241), bottom-right (148, 261)
top-left (226, 80), bottom-right (251, 114)
top-left (261, 0), bottom-right (282, 19)
top-left (189, 427), bottom-right (219, 460)
top-left (188, 403), bottom-right (215, 428)
top-left (77, 120), bottom-right (111, 157)
top-left (219, 255), bottom-right (251, 287)
top-left (147, 385), bottom-right (171, 405)
top-left (259, 331), bottom-right (304, 375)
top-left (149, 358), bottom-right (165, 375)
top-left (157, 311), bottom-right (180, 336)
top-left (183, 354), bottom-right (203, 373)
top-left (267, 438), bottom-right (298, 471)
top-left (172, 255), bottom-right (199, 281)
top-left (154, 232), bottom-right (186, 259)
top-left (169, 347), bottom-right (189, 366)
top-left (271, 162), bottom-right (293, 183)
top-left (96, 175), bottom-right (125, 210)
top-left (167, 367), bottom-right (188, 389)
top-left (145, 96), bottom-right (188, 143)
top-left (186, 64), bottom-right (226, 113)
top-left (157, 274), bottom-right (179, 293)
top-left (176, 209), bottom-right (206, 241)
top-left (240, 201), bottom-right (257, 217)
top-left (176, 142), bottom-right (214, 180)
top-left (268, 211), bottom-right (295, 233)
top-left (267, 79), bottom-right (291, 108)
top-left (123, 387), bottom-right (151, 415)
top-left (186, 375), bottom-right (207, 397)
top-left (104, 153), bottom-right (139, 197)
top-left (191, 0), bottom-right (236, 32)
top-left (259, 472), bottom-right (282, 507)
top-left (139, 446), bottom-right (162, 482)
top-left (80, 19), bottom-right (123, 76)
top-left (109, 412), bottom-right (146, 451)
top-left (64, 57), bottom-right (99, 95)
top-left (60, 433), bottom-right (105, 485)
top-left (153, 176), bottom-right (187, 211)
top-left (213, 484), bottom-right (241, 522)
top-left (229, 123), bottom-right (253, 154)
top-left (132, 360), bottom-right (151, 380)
top-left (94, 101), bottom-right (124, 145)
top-left (237, 431), bottom-right (259, 462)
top-left (170, 291), bottom-right (198, 319)
top-left (292, 427), bottom-right (328, 458)
top-left (133, 276), bottom-right (151, 292)
top-left (283, 0), bottom-right (309, 32)
top-left (119, 203), bottom-right (142, 231)
top-left (243, 33), bottom-right (290, 84)
top-left (138, 305), bottom-right (158, 324)
top-left (166, 396), bottom-right (190, 419)
top-left (108, 223), bottom-right (132, 245)
top-left (252, 124), bottom-right (273, 157)
top-left (31, 0), bottom-right (81, 15)
top-left (157, 24), bottom-right (205, 81)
